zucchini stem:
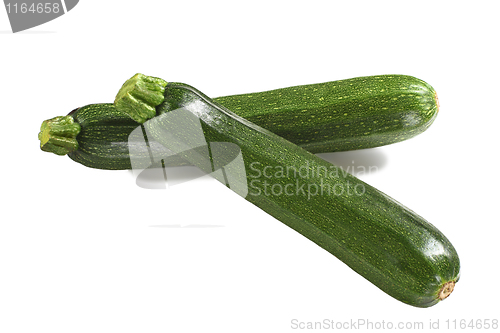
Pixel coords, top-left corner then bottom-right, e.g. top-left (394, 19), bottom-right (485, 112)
top-left (38, 115), bottom-right (81, 155)
top-left (114, 73), bottom-right (168, 123)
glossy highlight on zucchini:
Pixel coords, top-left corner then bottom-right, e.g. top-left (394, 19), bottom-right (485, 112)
top-left (39, 74), bottom-right (439, 170)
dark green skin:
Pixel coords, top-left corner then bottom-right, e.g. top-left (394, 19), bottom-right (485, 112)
top-left (66, 75), bottom-right (438, 170)
top-left (68, 104), bottom-right (141, 170)
top-left (67, 104), bottom-right (191, 169)
top-left (215, 75), bottom-right (439, 153)
top-left (142, 83), bottom-right (459, 307)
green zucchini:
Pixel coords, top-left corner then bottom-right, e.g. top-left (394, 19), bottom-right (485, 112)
top-left (215, 74), bottom-right (439, 153)
top-left (125, 81), bottom-right (459, 307)
top-left (39, 74), bottom-right (439, 170)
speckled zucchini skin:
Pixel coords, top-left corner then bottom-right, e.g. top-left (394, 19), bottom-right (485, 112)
top-left (146, 83), bottom-right (459, 307)
top-left (67, 104), bottom-right (193, 169)
top-left (216, 74), bottom-right (438, 153)
top-left (67, 104), bottom-right (151, 170)
top-left (65, 75), bottom-right (438, 170)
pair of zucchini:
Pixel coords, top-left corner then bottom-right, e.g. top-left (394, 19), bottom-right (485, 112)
top-left (38, 74), bottom-right (459, 307)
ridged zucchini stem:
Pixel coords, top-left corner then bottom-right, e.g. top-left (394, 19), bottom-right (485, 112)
top-left (114, 73), bottom-right (168, 123)
top-left (38, 115), bottom-right (81, 155)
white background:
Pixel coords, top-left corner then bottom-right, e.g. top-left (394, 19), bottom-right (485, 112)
top-left (1, 1), bottom-right (499, 332)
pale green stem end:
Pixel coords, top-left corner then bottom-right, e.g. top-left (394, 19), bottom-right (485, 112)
top-left (114, 73), bottom-right (168, 123)
top-left (38, 115), bottom-right (81, 155)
